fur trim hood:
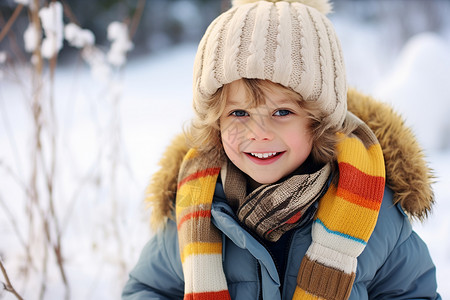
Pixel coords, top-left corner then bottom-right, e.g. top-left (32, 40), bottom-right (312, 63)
top-left (146, 89), bottom-right (434, 231)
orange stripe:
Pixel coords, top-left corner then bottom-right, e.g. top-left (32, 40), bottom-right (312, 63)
top-left (178, 167), bottom-right (221, 189)
top-left (177, 210), bottom-right (211, 230)
top-left (184, 290), bottom-right (231, 300)
top-left (336, 187), bottom-right (381, 211)
top-left (338, 162), bottom-right (385, 203)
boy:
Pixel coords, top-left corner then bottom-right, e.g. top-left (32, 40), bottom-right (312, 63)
top-left (122, 0), bottom-right (440, 299)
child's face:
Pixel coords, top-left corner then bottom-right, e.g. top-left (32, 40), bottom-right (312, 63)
top-left (219, 79), bottom-right (313, 184)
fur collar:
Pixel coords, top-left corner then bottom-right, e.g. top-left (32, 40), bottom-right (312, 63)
top-left (146, 88), bottom-right (434, 231)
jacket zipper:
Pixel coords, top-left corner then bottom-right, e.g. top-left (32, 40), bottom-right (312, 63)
top-left (213, 176), bottom-right (329, 298)
top-left (218, 207), bottom-right (282, 297)
top-left (218, 207), bottom-right (282, 272)
top-left (281, 230), bottom-right (296, 294)
top-left (257, 263), bottom-right (263, 300)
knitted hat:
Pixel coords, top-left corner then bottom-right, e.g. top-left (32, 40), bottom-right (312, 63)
top-left (193, 0), bottom-right (347, 129)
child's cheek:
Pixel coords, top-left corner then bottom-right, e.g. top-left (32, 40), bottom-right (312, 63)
top-left (221, 121), bottom-right (246, 148)
top-left (284, 125), bottom-right (313, 156)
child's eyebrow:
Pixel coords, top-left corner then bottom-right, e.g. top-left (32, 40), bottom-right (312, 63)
top-left (224, 97), bottom-right (296, 109)
top-left (267, 97), bottom-right (296, 106)
top-left (225, 99), bottom-right (245, 106)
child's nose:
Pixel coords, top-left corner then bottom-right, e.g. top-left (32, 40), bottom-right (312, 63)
top-left (246, 117), bottom-right (274, 141)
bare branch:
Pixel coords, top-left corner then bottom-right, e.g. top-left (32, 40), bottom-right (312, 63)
top-left (0, 12), bottom-right (27, 63)
top-left (30, 0), bottom-right (43, 75)
top-left (129, 0), bottom-right (146, 39)
top-left (0, 258), bottom-right (24, 300)
top-left (61, 0), bottom-right (80, 25)
top-left (0, 4), bottom-right (24, 44)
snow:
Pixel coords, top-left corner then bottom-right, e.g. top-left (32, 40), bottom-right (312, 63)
top-left (375, 33), bottom-right (450, 153)
top-left (107, 22), bottom-right (134, 67)
top-left (81, 46), bottom-right (112, 82)
top-left (24, 23), bottom-right (40, 53)
top-left (1, 16), bottom-right (450, 300)
top-left (14, 0), bottom-right (30, 6)
top-left (39, 1), bottom-right (64, 59)
top-left (65, 23), bottom-right (95, 49)
top-left (414, 152), bottom-right (450, 296)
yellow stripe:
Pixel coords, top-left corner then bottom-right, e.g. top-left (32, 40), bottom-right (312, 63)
top-left (316, 185), bottom-right (379, 241)
top-left (176, 174), bottom-right (219, 217)
top-left (337, 137), bottom-right (385, 178)
top-left (184, 148), bottom-right (199, 160)
top-left (180, 242), bottom-right (222, 264)
top-left (293, 288), bottom-right (323, 300)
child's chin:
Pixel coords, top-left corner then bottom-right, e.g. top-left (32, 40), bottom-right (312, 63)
top-left (250, 175), bottom-right (281, 186)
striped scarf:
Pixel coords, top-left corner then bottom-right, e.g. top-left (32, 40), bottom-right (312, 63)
top-left (222, 159), bottom-right (331, 242)
top-left (175, 115), bottom-right (385, 299)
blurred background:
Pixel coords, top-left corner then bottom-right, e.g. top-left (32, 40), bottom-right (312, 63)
top-left (0, 0), bottom-right (449, 299)
top-left (1, 0), bottom-right (449, 59)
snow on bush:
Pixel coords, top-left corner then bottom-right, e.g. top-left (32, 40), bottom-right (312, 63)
top-left (107, 22), bottom-right (134, 67)
top-left (65, 23), bottom-right (95, 48)
top-left (81, 46), bottom-right (112, 82)
top-left (24, 23), bottom-right (40, 52)
top-left (39, 1), bottom-right (64, 59)
top-left (64, 21), bottom-right (133, 82)
top-left (0, 1), bottom-right (140, 299)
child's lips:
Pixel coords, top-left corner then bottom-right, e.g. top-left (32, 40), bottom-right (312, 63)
top-left (245, 151), bottom-right (285, 165)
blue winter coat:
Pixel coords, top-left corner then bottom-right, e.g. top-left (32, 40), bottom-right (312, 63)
top-left (122, 90), bottom-right (441, 299)
top-left (122, 183), bottom-right (440, 299)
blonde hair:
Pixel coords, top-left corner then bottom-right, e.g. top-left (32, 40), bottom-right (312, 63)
top-left (186, 79), bottom-right (345, 165)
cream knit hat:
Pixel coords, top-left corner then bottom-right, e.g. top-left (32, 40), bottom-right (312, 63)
top-left (193, 0), bottom-right (347, 129)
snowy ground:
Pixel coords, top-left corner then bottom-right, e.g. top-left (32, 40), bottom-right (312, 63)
top-left (1, 15), bottom-right (450, 300)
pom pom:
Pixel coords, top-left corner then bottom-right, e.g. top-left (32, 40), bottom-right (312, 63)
top-left (232, 0), bottom-right (332, 15)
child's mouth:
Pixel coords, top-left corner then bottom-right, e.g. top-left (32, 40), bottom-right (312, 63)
top-left (245, 151), bottom-right (284, 164)
top-left (249, 152), bottom-right (279, 159)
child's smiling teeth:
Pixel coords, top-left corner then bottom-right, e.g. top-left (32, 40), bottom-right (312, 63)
top-left (250, 152), bottom-right (278, 159)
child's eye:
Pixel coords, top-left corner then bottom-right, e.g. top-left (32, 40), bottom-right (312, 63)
top-left (230, 110), bottom-right (249, 117)
top-left (273, 109), bottom-right (291, 117)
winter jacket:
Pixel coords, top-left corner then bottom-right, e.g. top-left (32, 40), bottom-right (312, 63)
top-left (122, 89), bottom-right (440, 299)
